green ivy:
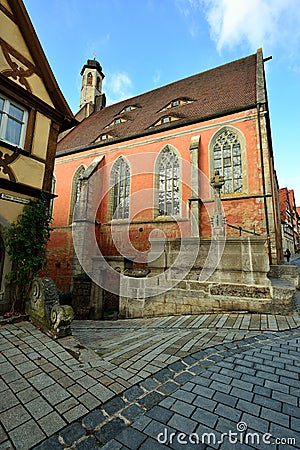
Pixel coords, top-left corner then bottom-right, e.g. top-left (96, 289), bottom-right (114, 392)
top-left (4, 195), bottom-right (53, 312)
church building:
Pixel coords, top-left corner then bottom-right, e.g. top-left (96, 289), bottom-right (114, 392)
top-left (49, 49), bottom-right (282, 295)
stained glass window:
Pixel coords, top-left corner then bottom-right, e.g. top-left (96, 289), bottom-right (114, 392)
top-left (213, 130), bottom-right (242, 194)
top-left (111, 157), bottom-right (130, 219)
top-left (157, 147), bottom-right (180, 216)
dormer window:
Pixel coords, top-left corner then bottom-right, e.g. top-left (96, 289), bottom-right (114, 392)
top-left (105, 117), bottom-right (127, 128)
top-left (94, 133), bottom-right (114, 143)
top-left (159, 98), bottom-right (193, 112)
top-left (119, 105), bottom-right (137, 114)
top-left (150, 116), bottom-right (179, 128)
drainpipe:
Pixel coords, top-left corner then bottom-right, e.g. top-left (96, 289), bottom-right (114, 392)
top-left (257, 102), bottom-right (272, 264)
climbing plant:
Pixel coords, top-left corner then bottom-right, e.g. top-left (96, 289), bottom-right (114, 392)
top-left (4, 195), bottom-right (52, 312)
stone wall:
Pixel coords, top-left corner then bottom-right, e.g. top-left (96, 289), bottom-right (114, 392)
top-left (119, 236), bottom-right (294, 318)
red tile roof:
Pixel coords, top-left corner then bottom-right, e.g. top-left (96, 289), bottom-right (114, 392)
top-left (58, 53), bottom-right (258, 154)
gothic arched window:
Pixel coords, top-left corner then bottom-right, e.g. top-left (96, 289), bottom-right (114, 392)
top-left (111, 157), bottom-right (130, 219)
top-left (156, 146), bottom-right (180, 216)
top-left (69, 165), bottom-right (86, 224)
top-left (213, 129), bottom-right (242, 194)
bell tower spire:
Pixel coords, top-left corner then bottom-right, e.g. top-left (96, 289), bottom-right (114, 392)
top-left (79, 57), bottom-right (105, 112)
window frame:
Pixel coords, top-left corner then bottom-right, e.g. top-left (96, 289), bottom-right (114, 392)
top-left (0, 94), bottom-right (28, 149)
top-left (109, 156), bottom-right (131, 221)
top-left (210, 126), bottom-right (247, 196)
top-left (154, 145), bottom-right (181, 218)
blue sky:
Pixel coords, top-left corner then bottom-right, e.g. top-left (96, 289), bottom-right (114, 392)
top-left (24, 0), bottom-right (300, 204)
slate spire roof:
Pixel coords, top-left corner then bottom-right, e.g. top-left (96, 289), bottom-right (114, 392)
top-left (58, 52), bottom-right (258, 154)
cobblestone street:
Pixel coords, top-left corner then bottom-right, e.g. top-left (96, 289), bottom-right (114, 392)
top-left (0, 310), bottom-right (299, 449)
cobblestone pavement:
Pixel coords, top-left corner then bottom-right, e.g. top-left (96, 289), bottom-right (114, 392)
top-left (0, 311), bottom-right (299, 450)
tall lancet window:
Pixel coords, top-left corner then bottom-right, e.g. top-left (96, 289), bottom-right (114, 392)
top-left (157, 146), bottom-right (180, 216)
top-left (213, 129), bottom-right (242, 194)
top-left (111, 157), bottom-right (130, 219)
top-left (69, 165), bottom-right (86, 224)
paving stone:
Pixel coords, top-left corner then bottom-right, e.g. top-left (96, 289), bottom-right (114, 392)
top-left (215, 403), bottom-right (242, 422)
top-left (131, 415), bottom-right (152, 431)
top-left (137, 436), bottom-right (169, 449)
top-left (236, 398), bottom-right (261, 416)
top-left (140, 378), bottom-right (159, 391)
top-left (41, 383), bottom-right (70, 405)
top-left (242, 374), bottom-right (264, 387)
top-left (241, 412), bottom-right (269, 434)
top-left (138, 391), bottom-right (164, 410)
top-left (95, 418), bottom-right (127, 444)
top-left (9, 419), bottom-right (45, 450)
top-left (153, 368), bottom-right (173, 383)
top-left (81, 409), bottom-right (106, 430)
top-left (282, 403), bottom-right (300, 418)
top-left (29, 373), bottom-right (55, 390)
top-left (100, 439), bottom-right (123, 450)
top-left (25, 396), bottom-right (53, 419)
top-left (173, 371), bottom-right (194, 384)
top-left (123, 385), bottom-right (144, 402)
top-left (213, 391), bottom-right (238, 408)
top-left (115, 426), bottom-right (146, 449)
top-left (188, 366), bottom-right (206, 375)
top-left (253, 393), bottom-right (282, 412)
top-left (168, 413), bottom-right (197, 434)
top-left (231, 378), bottom-right (254, 392)
top-left (1, 370), bottom-right (22, 383)
top-left (121, 404), bottom-right (145, 422)
top-left (33, 434), bottom-right (63, 450)
top-left (0, 425), bottom-right (7, 445)
top-left (78, 392), bottom-right (101, 409)
top-left (0, 388), bottom-right (18, 413)
top-left (191, 408), bottom-right (218, 428)
top-left (260, 407), bottom-right (290, 427)
top-left (63, 404), bottom-right (89, 423)
top-left (193, 395), bottom-right (217, 412)
top-left (147, 405), bottom-right (174, 424)
top-left (168, 361), bottom-right (187, 372)
top-left (252, 385), bottom-right (272, 398)
top-left (75, 436), bottom-right (102, 450)
top-left (144, 419), bottom-right (175, 440)
top-left (291, 416), bottom-right (300, 432)
top-left (59, 422), bottom-right (87, 446)
top-left (210, 380), bottom-right (232, 394)
top-left (182, 355), bottom-right (197, 365)
top-left (171, 399), bottom-right (195, 418)
top-left (9, 378), bottom-right (30, 396)
top-left (171, 388), bottom-right (196, 403)
top-left (0, 404), bottom-right (31, 431)
top-left (103, 396), bottom-right (125, 415)
top-left (88, 383), bottom-right (114, 402)
top-left (55, 397), bottom-right (79, 414)
top-left (157, 381), bottom-right (179, 395)
top-left (38, 410), bottom-right (67, 436)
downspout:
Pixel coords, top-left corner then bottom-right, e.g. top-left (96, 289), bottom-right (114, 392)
top-left (257, 102), bottom-right (272, 264)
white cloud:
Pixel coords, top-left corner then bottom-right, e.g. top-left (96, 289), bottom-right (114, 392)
top-left (104, 72), bottom-right (132, 104)
top-left (177, 0), bottom-right (300, 55)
